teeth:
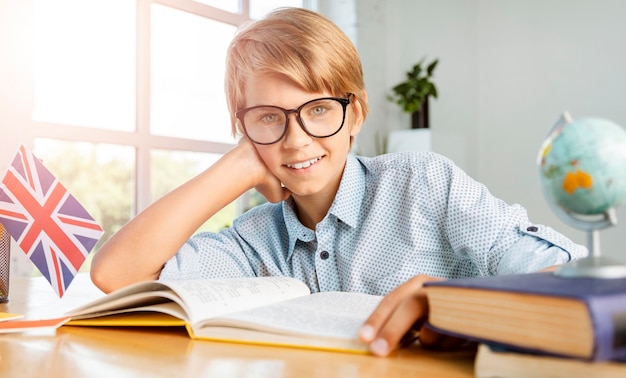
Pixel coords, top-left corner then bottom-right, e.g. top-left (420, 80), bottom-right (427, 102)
top-left (288, 157), bottom-right (320, 169)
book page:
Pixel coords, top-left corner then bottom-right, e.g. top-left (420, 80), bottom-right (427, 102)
top-left (66, 276), bottom-right (310, 327)
top-left (67, 281), bottom-right (174, 315)
top-left (162, 276), bottom-right (311, 326)
top-left (199, 291), bottom-right (383, 340)
top-left (191, 325), bottom-right (371, 353)
top-left (67, 290), bottom-right (178, 318)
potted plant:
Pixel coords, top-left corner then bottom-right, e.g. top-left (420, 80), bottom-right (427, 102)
top-left (388, 58), bottom-right (439, 129)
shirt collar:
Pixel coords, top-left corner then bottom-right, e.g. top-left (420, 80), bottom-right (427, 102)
top-left (283, 154), bottom-right (365, 246)
top-left (327, 154), bottom-right (365, 229)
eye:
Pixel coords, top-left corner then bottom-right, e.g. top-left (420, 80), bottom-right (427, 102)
top-left (309, 106), bottom-right (328, 116)
top-left (260, 113), bottom-right (281, 123)
top-left (248, 108), bottom-right (283, 125)
top-left (303, 99), bottom-right (340, 119)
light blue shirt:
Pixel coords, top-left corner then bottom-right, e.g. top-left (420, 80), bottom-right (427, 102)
top-left (161, 152), bottom-right (588, 295)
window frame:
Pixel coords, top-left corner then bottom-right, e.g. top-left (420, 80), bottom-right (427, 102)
top-left (30, 0), bottom-right (315, 215)
top-left (2, 0), bottom-right (316, 276)
top-left (32, 0), bottom-right (252, 216)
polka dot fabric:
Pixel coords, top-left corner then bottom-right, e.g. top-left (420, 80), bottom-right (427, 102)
top-left (160, 152), bottom-right (588, 295)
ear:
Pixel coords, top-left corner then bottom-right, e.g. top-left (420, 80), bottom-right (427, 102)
top-left (349, 91), bottom-right (367, 137)
top-left (233, 117), bottom-right (244, 138)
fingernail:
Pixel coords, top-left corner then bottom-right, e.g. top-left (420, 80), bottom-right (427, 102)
top-left (371, 338), bottom-right (389, 357)
top-left (359, 325), bottom-right (375, 342)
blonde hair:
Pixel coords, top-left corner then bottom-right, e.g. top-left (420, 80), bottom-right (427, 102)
top-left (225, 7), bottom-right (368, 136)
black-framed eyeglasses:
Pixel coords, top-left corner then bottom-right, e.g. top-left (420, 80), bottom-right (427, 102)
top-left (235, 94), bottom-right (352, 145)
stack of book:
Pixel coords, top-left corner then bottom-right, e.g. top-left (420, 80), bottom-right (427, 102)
top-left (422, 271), bottom-right (626, 377)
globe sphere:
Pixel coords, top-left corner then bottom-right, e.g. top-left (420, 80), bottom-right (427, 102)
top-left (538, 116), bottom-right (626, 216)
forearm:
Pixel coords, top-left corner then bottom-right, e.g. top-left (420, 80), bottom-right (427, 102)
top-left (90, 145), bottom-right (259, 292)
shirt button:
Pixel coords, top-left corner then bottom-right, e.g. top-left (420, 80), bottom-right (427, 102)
top-left (320, 251), bottom-right (330, 260)
top-left (526, 226), bottom-right (538, 232)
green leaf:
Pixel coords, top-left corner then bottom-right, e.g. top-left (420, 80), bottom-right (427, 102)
top-left (426, 59), bottom-right (439, 76)
top-left (388, 57), bottom-right (439, 113)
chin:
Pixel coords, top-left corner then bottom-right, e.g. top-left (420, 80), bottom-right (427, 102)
top-left (288, 186), bottom-right (322, 198)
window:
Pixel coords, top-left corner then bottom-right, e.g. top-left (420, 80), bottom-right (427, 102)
top-left (4, 0), bottom-right (310, 275)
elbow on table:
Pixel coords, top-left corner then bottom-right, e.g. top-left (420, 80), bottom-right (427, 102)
top-left (89, 255), bottom-right (119, 293)
top-left (89, 250), bottom-right (148, 293)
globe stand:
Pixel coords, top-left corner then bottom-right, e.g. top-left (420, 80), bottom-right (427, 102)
top-left (549, 205), bottom-right (626, 279)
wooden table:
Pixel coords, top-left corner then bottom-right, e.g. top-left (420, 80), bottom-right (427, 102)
top-left (0, 274), bottom-right (475, 377)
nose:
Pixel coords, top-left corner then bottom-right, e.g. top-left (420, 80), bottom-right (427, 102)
top-left (282, 113), bottom-right (312, 149)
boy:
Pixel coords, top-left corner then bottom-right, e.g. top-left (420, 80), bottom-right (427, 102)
top-left (91, 8), bottom-right (586, 357)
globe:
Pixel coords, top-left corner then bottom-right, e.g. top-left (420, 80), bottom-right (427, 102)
top-left (538, 114), bottom-right (626, 215)
top-left (537, 112), bottom-right (626, 278)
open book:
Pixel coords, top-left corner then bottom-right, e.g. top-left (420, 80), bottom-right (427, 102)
top-left (65, 276), bottom-right (383, 354)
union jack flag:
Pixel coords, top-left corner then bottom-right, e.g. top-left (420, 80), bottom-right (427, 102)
top-left (0, 145), bottom-right (104, 297)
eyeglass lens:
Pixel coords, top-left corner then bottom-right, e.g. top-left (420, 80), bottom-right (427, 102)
top-left (241, 98), bottom-right (347, 144)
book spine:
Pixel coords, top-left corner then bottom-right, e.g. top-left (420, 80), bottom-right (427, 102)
top-left (588, 294), bottom-right (626, 361)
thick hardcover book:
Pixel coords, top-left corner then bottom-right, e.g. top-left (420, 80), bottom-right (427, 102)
top-left (64, 276), bottom-right (383, 354)
top-left (475, 343), bottom-right (626, 378)
top-left (422, 272), bottom-right (626, 361)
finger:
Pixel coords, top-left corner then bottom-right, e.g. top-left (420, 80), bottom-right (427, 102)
top-left (359, 275), bottom-right (444, 343)
top-left (370, 291), bottom-right (429, 357)
top-left (277, 186), bottom-right (292, 202)
top-left (540, 265), bottom-right (557, 272)
top-left (359, 276), bottom-right (426, 343)
top-left (259, 183), bottom-right (291, 203)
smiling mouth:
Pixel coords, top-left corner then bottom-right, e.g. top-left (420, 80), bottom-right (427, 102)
top-left (286, 157), bottom-right (322, 170)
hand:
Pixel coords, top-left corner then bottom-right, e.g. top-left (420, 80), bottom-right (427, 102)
top-left (236, 137), bottom-right (291, 203)
top-left (540, 265), bottom-right (558, 272)
top-left (358, 274), bottom-right (467, 357)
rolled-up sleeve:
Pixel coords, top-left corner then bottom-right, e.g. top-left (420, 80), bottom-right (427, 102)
top-left (432, 153), bottom-right (588, 276)
top-left (496, 221), bottom-right (588, 274)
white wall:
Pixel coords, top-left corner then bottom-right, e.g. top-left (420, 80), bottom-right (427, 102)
top-left (347, 0), bottom-right (626, 258)
top-left (474, 0), bottom-right (626, 258)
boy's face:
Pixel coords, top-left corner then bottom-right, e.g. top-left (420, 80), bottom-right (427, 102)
top-left (243, 74), bottom-right (363, 199)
